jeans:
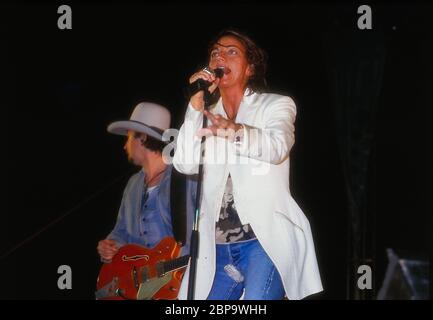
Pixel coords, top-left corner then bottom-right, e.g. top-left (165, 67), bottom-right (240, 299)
top-left (207, 239), bottom-right (285, 300)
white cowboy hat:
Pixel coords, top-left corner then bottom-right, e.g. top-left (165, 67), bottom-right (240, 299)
top-left (107, 102), bottom-right (171, 141)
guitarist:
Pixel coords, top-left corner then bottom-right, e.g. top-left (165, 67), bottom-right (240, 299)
top-left (97, 102), bottom-right (195, 265)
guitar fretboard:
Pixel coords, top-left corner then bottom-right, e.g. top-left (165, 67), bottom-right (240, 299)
top-left (162, 255), bottom-right (190, 274)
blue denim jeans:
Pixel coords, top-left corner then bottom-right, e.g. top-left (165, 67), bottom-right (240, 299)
top-left (207, 239), bottom-right (285, 300)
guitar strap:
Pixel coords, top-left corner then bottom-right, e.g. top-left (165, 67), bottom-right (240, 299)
top-left (169, 169), bottom-right (187, 246)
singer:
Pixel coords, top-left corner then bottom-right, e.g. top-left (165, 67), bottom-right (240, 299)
top-left (173, 29), bottom-right (323, 300)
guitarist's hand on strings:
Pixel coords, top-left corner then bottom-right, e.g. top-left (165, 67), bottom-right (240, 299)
top-left (97, 239), bottom-right (119, 262)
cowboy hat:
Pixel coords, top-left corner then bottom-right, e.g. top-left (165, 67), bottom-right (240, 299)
top-left (107, 102), bottom-right (171, 141)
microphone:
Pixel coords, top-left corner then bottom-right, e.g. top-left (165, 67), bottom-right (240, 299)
top-left (186, 67), bottom-right (224, 98)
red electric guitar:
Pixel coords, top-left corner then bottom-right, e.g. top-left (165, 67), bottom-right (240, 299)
top-left (95, 237), bottom-right (189, 300)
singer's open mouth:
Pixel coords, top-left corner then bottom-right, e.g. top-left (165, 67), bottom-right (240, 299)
top-left (216, 66), bottom-right (231, 75)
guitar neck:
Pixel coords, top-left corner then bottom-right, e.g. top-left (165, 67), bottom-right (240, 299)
top-left (161, 255), bottom-right (190, 274)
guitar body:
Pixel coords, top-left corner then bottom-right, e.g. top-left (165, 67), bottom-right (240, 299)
top-left (96, 237), bottom-right (186, 300)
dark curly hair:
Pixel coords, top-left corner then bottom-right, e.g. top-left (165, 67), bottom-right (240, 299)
top-left (207, 28), bottom-right (268, 94)
top-left (134, 131), bottom-right (167, 154)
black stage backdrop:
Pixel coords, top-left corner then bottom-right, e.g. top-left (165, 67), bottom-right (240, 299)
top-left (3, 2), bottom-right (432, 300)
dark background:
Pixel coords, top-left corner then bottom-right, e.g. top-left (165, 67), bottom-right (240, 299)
top-left (3, 2), bottom-right (432, 299)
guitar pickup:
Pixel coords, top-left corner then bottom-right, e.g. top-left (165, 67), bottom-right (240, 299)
top-left (140, 266), bottom-right (149, 282)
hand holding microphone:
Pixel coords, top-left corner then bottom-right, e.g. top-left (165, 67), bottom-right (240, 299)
top-left (188, 67), bottom-right (224, 111)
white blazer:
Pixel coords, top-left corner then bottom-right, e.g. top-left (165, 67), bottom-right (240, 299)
top-left (173, 91), bottom-right (323, 300)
